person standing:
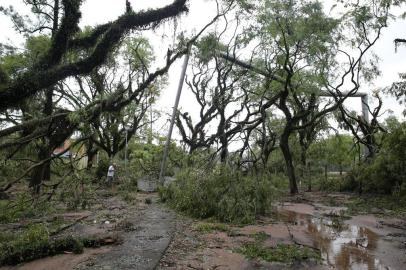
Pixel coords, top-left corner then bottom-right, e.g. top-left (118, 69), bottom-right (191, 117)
top-left (107, 163), bottom-right (115, 186)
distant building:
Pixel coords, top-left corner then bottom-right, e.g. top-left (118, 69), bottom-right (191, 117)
top-left (53, 139), bottom-right (90, 169)
top-left (53, 139), bottom-right (73, 158)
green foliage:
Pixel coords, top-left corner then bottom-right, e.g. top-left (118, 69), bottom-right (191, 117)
top-left (129, 140), bottom-right (184, 178)
top-left (0, 194), bottom-right (55, 223)
top-left (123, 36), bottom-right (155, 70)
top-left (308, 134), bottom-right (357, 172)
top-left (255, 0), bottom-right (340, 72)
top-left (193, 223), bottom-right (230, 233)
top-left (344, 194), bottom-right (406, 218)
top-left (0, 224), bottom-right (50, 266)
top-left (0, 224), bottom-right (120, 266)
top-left (0, 159), bottom-right (21, 188)
top-left (194, 34), bottom-right (225, 64)
top-left (239, 243), bottom-right (320, 263)
top-left (0, 35), bottom-right (51, 80)
top-left (130, 142), bottom-right (163, 178)
top-left (57, 170), bottom-right (97, 210)
top-left (159, 165), bottom-right (276, 224)
top-left (252, 231), bottom-right (269, 242)
top-left (95, 155), bottom-right (110, 180)
top-left (237, 231), bottom-right (321, 264)
top-left (354, 122), bottom-right (406, 194)
top-left (117, 175), bottom-right (138, 203)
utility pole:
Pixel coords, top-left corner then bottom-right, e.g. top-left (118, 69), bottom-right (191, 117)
top-left (125, 127), bottom-right (131, 180)
top-left (159, 52), bottom-right (190, 184)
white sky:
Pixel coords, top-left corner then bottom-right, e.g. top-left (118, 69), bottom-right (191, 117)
top-left (0, 0), bottom-right (405, 139)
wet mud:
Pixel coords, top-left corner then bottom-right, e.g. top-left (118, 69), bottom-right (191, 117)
top-left (159, 199), bottom-right (406, 270)
top-left (276, 202), bottom-right (406, 270)
top-left (1, 192), bottom-right (405, 270)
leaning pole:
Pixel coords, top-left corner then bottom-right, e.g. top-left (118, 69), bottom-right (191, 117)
top-left (159, 52), bottom-right (190, 184)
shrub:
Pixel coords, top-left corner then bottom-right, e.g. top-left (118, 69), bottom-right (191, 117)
top-left (95, 157), bottom-right (110, 180)
top-left (0, 224), bottom-right (50, 265)
top-left (58, 171), bottom-right (96, 210)
top-left (0, 194), bottom-right (55, 223)
top-left (159, 165), bottom-right (276, 224)
top-left (353, 123), bottom-right (406, 194)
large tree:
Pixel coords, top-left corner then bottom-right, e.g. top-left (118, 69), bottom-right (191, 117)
top-left (217, 0), bottom-right (388, 194)
top-left (0, 0), bottom-right (188, 110)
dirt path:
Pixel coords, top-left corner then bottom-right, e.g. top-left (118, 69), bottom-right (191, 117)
top-left (1, 193), bottom-right (177, 270)
top-left (77, 194), bottom-right (176, 270)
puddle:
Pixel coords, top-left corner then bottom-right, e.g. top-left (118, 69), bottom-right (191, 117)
top-left (275, 207), bottom-right (395, 270)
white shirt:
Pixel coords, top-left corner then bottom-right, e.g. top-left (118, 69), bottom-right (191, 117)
top-left (107, 165), bottom-right (115, 177)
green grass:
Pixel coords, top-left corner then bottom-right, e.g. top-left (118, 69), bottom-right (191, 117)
top-left (344, 194), bottom-right (406, 218)
top-left (236, 230), bottom-right (320, 264)
top-left (193, 222), bottom-right (230, 233)
top-left (238, 242), bottom-right (321, 264)
top-left (252, 231), bottom-right (269, 242)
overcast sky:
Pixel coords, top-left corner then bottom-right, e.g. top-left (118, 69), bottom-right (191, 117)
top-left (0, 0), bottom-right (405, 138)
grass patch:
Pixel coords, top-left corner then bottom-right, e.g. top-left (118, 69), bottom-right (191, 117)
top-left (117, 177), bottom-right (138, 203)
top-left (252, 231), bottom-right (269, 242)
top-left (236, 230), bottom-right (320, 264)
top-left (193, 222), bottom-right (230, 233)
top-left (344, 194), bottom-right (406, 218)
top-left (238, 242), bottom-right (320, 264)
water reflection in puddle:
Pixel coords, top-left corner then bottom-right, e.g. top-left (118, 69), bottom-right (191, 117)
top-left (275, 209), bottom-right (391, 270)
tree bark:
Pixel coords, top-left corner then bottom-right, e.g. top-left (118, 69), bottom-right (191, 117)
top-left (280, 131), bottom-right (298, 194)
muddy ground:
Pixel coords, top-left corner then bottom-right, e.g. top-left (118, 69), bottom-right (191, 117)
top-left (1, 192), bottom-right (406, 270)
top-left (158, 192), bottom-right (406, 270)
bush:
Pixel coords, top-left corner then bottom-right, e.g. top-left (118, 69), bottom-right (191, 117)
top-left (159, 165), bottom-right (276, 224)
top-left (58, 171), bottom-right (96, 210)
top-left (353, 123), bottom-right (406, 194)
top-left (0, 224), bottom-right (50, 265)
top-left (95, 157), bottom-right (110, 180)
top-left (130, 140), bottom-right (186, 179)
top-left (0, 194), bottom-right (55, 223)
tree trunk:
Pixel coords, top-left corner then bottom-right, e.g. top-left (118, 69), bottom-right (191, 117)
top-left (87, 149), bottom-right (98, 169)
top-left (30, 87), bottom-right (54, 194)
top-left (280, 132), bottom-right (298, 194)
top-left (323, 164), bottom-right (328, 190)
top-left (307, 163), bottom-right (312, 192)
top-left (30, 147), bottom-right (50, 194)
top-left (300, 150), bottom-right (306, 177)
